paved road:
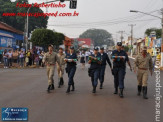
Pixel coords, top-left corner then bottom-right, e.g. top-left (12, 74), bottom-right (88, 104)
top-left (0, 60), bottom-right (162, 122)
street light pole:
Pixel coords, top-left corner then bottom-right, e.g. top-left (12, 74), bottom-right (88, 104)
top-left (26, 7), bottom-right (30, 52)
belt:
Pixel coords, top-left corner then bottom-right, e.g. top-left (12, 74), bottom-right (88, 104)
top-left (138, 68), bottom-right (148, 70)
top-left (47, 64), bottom-right (55, 66)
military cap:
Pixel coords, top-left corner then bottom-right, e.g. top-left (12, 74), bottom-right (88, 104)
top-left (142, 46), bottom-right (147, 50)
top-left (117, 42), bottom-right (122, 46)
top-left (48, 44), bottom-right (54, 48)
top-left (100, 47), bottom-right (104, 50)
top-left (94, 47), bottom-right (99, 51)
top-left (59, 47), bottom-right (63, 50)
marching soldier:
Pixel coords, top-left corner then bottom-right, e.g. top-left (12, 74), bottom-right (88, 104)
top-left (42, 44), bottom-right (60, 93)
top-left (99, 47), bottom-right (112, 89)
top-left (111, 42), bottom-right (131, 98)
top-left (88, 47), bottom-right (102, 93)
top-left (134, 46), bottom-right (153, 99)
top-left (64, 46), bottom-right (77, 93)
top-left (57, 47), bottom-right (66, 88)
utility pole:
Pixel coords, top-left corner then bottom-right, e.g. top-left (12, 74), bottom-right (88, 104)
top-left (46, 0), bottom-right (48, 12)
top-left (118, 31), bottom-right (125, 43)
top-left (128, 24), bottom-right (136, 57)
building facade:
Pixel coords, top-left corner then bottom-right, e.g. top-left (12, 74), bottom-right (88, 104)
top-left (0, 22), bottom-right (24, 51)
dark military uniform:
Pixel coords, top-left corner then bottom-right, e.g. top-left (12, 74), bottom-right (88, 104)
top-left (88, 48), bottom-right (101, 93)
top-left (99, 49), bottom-right (112, 89)
top-left (65, 48), bottom-right (77, 93)
top-left (112, 43), bottom-right (129, 97)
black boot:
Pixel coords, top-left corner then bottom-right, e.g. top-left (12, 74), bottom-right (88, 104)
top-left (92, 86), bottom-right (96, 93)
top-left (100, 83), bottom-right (103, 89)
top-left (58, 78), bottom-right (61, 88)
top-left (47, 85), bottom-right (51, 93)
top-left (60, 77), bottom-right (64, 85)
top-left (50, 84), bottom-right (55, 90)
top-left (66, 85), bottom-right (71, 93)
top-left (60, 78), bottom-right (63, 85)
top-left (119, 89), bottom-right (124, 98)
top-left (137, 85), bottom-right (142, 96)
top-left (71, 84), bottom-right (75, 91)
top-left (143, 86), bottom-right (148, 99)
top-left (114, 88), bottom-right (118, 94)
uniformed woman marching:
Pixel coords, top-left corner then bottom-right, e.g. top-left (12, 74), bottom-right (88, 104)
top-left (111, 42), bottom-right (130, 98)
top-left (88, 47), bottom-right (102, 93)
top-left (64, 46), bottom-right (78, 93)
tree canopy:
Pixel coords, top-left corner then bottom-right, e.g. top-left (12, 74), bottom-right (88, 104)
top-left (30, 29), bottom-right (64, 50)
top-left (145, 28), bottom-right (162, 38)
top-left (79, 29), bottom-right (114, 46)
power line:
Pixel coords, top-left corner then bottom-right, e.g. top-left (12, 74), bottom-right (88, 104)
top-left (48, 19), bottom-right (158, 28)
top-left (117, 31), bottom-right (125, 42)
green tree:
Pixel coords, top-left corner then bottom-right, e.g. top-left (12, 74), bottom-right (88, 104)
top-left (145, 28), bottom-right (162, 38)
top-left (30, 29), bottom-right (64, 50)
top-left (124, 46), bottom-right (129, 52)
top-left (79, 29), bottom-right (114, 46)
top-left (53, 32), bottom-right (65, 49)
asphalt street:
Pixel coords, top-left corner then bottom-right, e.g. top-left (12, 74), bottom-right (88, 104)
top-left (0, 59), bottom-right (162, 122)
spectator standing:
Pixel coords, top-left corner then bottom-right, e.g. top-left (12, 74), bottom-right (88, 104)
top-left (80, 51), bottom-right (86, 69)
top-left (35, 54), bottom-right (39, 67)
top-left (7, 50), bottom-right (13, 68)
top-left (0, 49), bottom-right (2, 63)
top-left (3, 49), bottom-right (8, 68)
top-left (19, 51), bottom-right (24, 67)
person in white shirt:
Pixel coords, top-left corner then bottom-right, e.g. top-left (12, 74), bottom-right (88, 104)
top-left (80, 51), bottom-right (86, 69)
top-left (3, 49), bottom-right (8, 68)
top-left (19, 51), bottom-right (24, 67)
top-left (85, 51), bottom-right (90, 62)
top-left (7, 50), bottom-right (13, 68)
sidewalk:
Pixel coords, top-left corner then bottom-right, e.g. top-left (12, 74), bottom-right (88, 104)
top-left (0, 63), bottom-right (41, 69)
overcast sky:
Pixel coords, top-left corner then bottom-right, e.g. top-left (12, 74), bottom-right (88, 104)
top-left (25, 0), bottom-right (163, 41)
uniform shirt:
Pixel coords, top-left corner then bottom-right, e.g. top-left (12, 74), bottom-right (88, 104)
top-left (65, 53), bottom-right (77, 66)
top-left (100, 52), bottom-right (112, 68)
top-left (57, 53), bottom-right (66, 66)
top-left (43, 52), bottom-right (59, 65)
top-left (134, 53), bottom-right (153, 70)
top-left (111, 50), bottom-right (129, 68)
top-left (89, 53), bottom-right (101, 69)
